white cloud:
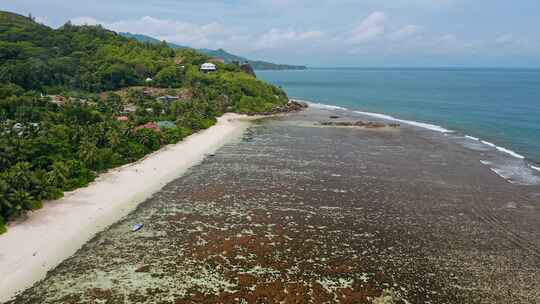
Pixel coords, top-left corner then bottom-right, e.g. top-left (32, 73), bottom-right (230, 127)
top-left (70, 15), bottom-right (325, 53)
top-left (387, 25), bottom-right (422, 41)
top-left (347, 11), bottom-right (387, 44)
top-left (69, 11), bottom-right (536, 62)
top-left (253, 28), bottom-right (325, 51)
top-left (72, 16), bottom-right (232, 48)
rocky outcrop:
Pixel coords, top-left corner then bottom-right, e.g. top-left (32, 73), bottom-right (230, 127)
top-left (240, 63), bottom-right (256, 77)
top-left (320, 121), bottom-right (400, 129)
top-left (247, 100), bottom-right (308, 116)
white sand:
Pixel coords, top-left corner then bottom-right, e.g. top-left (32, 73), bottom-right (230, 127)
top-left (0, 113), bottom-right (255, 302)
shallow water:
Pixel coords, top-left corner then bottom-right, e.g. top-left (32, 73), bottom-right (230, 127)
top-left (10, 107), bottom-right (540, 303)
top-left (258, 68), bottom-right (540, 165)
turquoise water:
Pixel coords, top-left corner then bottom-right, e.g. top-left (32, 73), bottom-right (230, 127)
top-left (258, 68), bottom-right (540, 165)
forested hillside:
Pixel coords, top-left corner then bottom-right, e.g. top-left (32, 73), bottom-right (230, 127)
top-left (120, 32), bottom-right (308, 70)
top-left (0, 11), bottom-right (289, 233)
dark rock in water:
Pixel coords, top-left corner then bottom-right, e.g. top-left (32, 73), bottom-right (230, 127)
top-left (135, 265), bottom-right (150, 273)
top-left (320, 120), bottom-right (400, 129)
top-left (287, 100), bottom-right (308, 112)
top-left (329, 115), bottom-right (340, 119)
top-left (364, 122), bottom-right (387, 128)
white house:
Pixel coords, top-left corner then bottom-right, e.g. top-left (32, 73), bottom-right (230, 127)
top-left (200, 62), bottom-right (217, 72)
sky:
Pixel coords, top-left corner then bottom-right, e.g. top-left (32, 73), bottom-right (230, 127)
top-left (3, 0), bottom-right (540, 67)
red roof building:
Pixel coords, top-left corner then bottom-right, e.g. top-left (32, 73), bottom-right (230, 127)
top-left (134, 122), bottom-right (161, 132)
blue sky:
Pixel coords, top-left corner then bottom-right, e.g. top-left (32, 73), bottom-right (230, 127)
top-left (4, 0), bottom-right (540, 67)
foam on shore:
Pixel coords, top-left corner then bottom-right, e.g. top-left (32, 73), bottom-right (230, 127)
top-left (302, 100), bottom-right (538, 185)
top-left (301, 101), bottom-right (348, 111)
top-left (463, 136), bottom-right (526, 160)
top-left (0, 113), bottom-right (254, 302)
top-left (465, 135), bottom-right (480, 141)
top-left (480, 160), bottom-right (540, 185)
top-left (305, 100), bottom-right (530, 163)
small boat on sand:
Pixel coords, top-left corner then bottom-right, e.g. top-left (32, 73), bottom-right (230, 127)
top-left (131, 223), bottom-right (144, 232)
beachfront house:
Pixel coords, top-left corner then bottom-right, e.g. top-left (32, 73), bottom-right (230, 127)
top-left (122, 104), bottom-right (137, 115)
top-left (200, 62), bottom-right (217, 73)
top-left (134, 122), bottom-right (161, 133)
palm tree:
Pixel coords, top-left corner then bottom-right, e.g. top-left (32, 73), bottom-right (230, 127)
top-left (8, 190), bottom-right (39, 214)
top-left (79, 139), bottom-right (98, 169)
top-left (46, 161), bottom-right (69, 187)
top-left (0, 179), bottom-right (13, 218)
top-left (106, 129), bottom-right (121, 147)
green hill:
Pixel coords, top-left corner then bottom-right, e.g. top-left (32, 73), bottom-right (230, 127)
top-left (0, 10), bottom-right (289, 233)
top-left (119, 32), bottom-right (307, 70)
top-left (119, 32), bottom-right (188, 49)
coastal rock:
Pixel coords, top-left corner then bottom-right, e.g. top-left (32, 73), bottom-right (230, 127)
top-left (135, 265), bottom-right (151, 273)
top-left (247, 100), bottom-right (308, 116)
top-left (319, 121), bottom-right (400, 129)
top-left (240, 63), bottom-right (256, 77)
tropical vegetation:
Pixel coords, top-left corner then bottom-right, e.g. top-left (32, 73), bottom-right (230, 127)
top-left (0, 11), bottom-right (289, 233)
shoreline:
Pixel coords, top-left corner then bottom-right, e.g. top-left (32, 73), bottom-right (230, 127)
top-left (0, 113), bottom-right (255, 302)
top-left (8, 105), bottom-right (540, 303)
top-left (298, 99), bottom-right (540, 185)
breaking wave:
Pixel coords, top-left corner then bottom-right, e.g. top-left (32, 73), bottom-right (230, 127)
top-left (463, 136), bottom-right (526, 159)
top-left (302, 100), bottom-right (538, 184)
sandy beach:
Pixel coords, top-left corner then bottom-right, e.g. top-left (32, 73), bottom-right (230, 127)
top-left (0, 113), bottom-right (254, 302)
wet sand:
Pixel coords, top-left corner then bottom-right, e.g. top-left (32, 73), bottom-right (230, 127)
top-left (8, 107), bottom-right (540, 303)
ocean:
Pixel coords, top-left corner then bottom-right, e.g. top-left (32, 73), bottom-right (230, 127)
top-left (258, 68), bottom-right (540, 184)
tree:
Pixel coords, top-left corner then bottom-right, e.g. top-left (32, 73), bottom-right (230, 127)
top-left (155, 65), bottom-right (180, 88)
top-left (79, 138), bottom-right (99, 169)
top-left (0, 11), bottom-right (290, 233)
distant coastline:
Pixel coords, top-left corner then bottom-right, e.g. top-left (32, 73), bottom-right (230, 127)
top-left (120, 32), bottom-right (307, 71)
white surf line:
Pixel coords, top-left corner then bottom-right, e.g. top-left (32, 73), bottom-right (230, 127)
top-left (302, 100), bottom-right (453, 133)
top-left (465, 135), bottom-right (480, 141)
top-left (353, 110), bottom-right (453, 133)
top-left (302, 100), bottom-right (349, 111)
top-left (308, 100), bottom-right (527, 160)
top-left (462, 135), bottom-right (526, 160)
top-left (477, 140), bottom-right (525, 159)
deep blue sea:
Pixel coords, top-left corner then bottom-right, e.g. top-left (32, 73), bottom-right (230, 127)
top-left (258, 68), bottom-right (540, 168)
